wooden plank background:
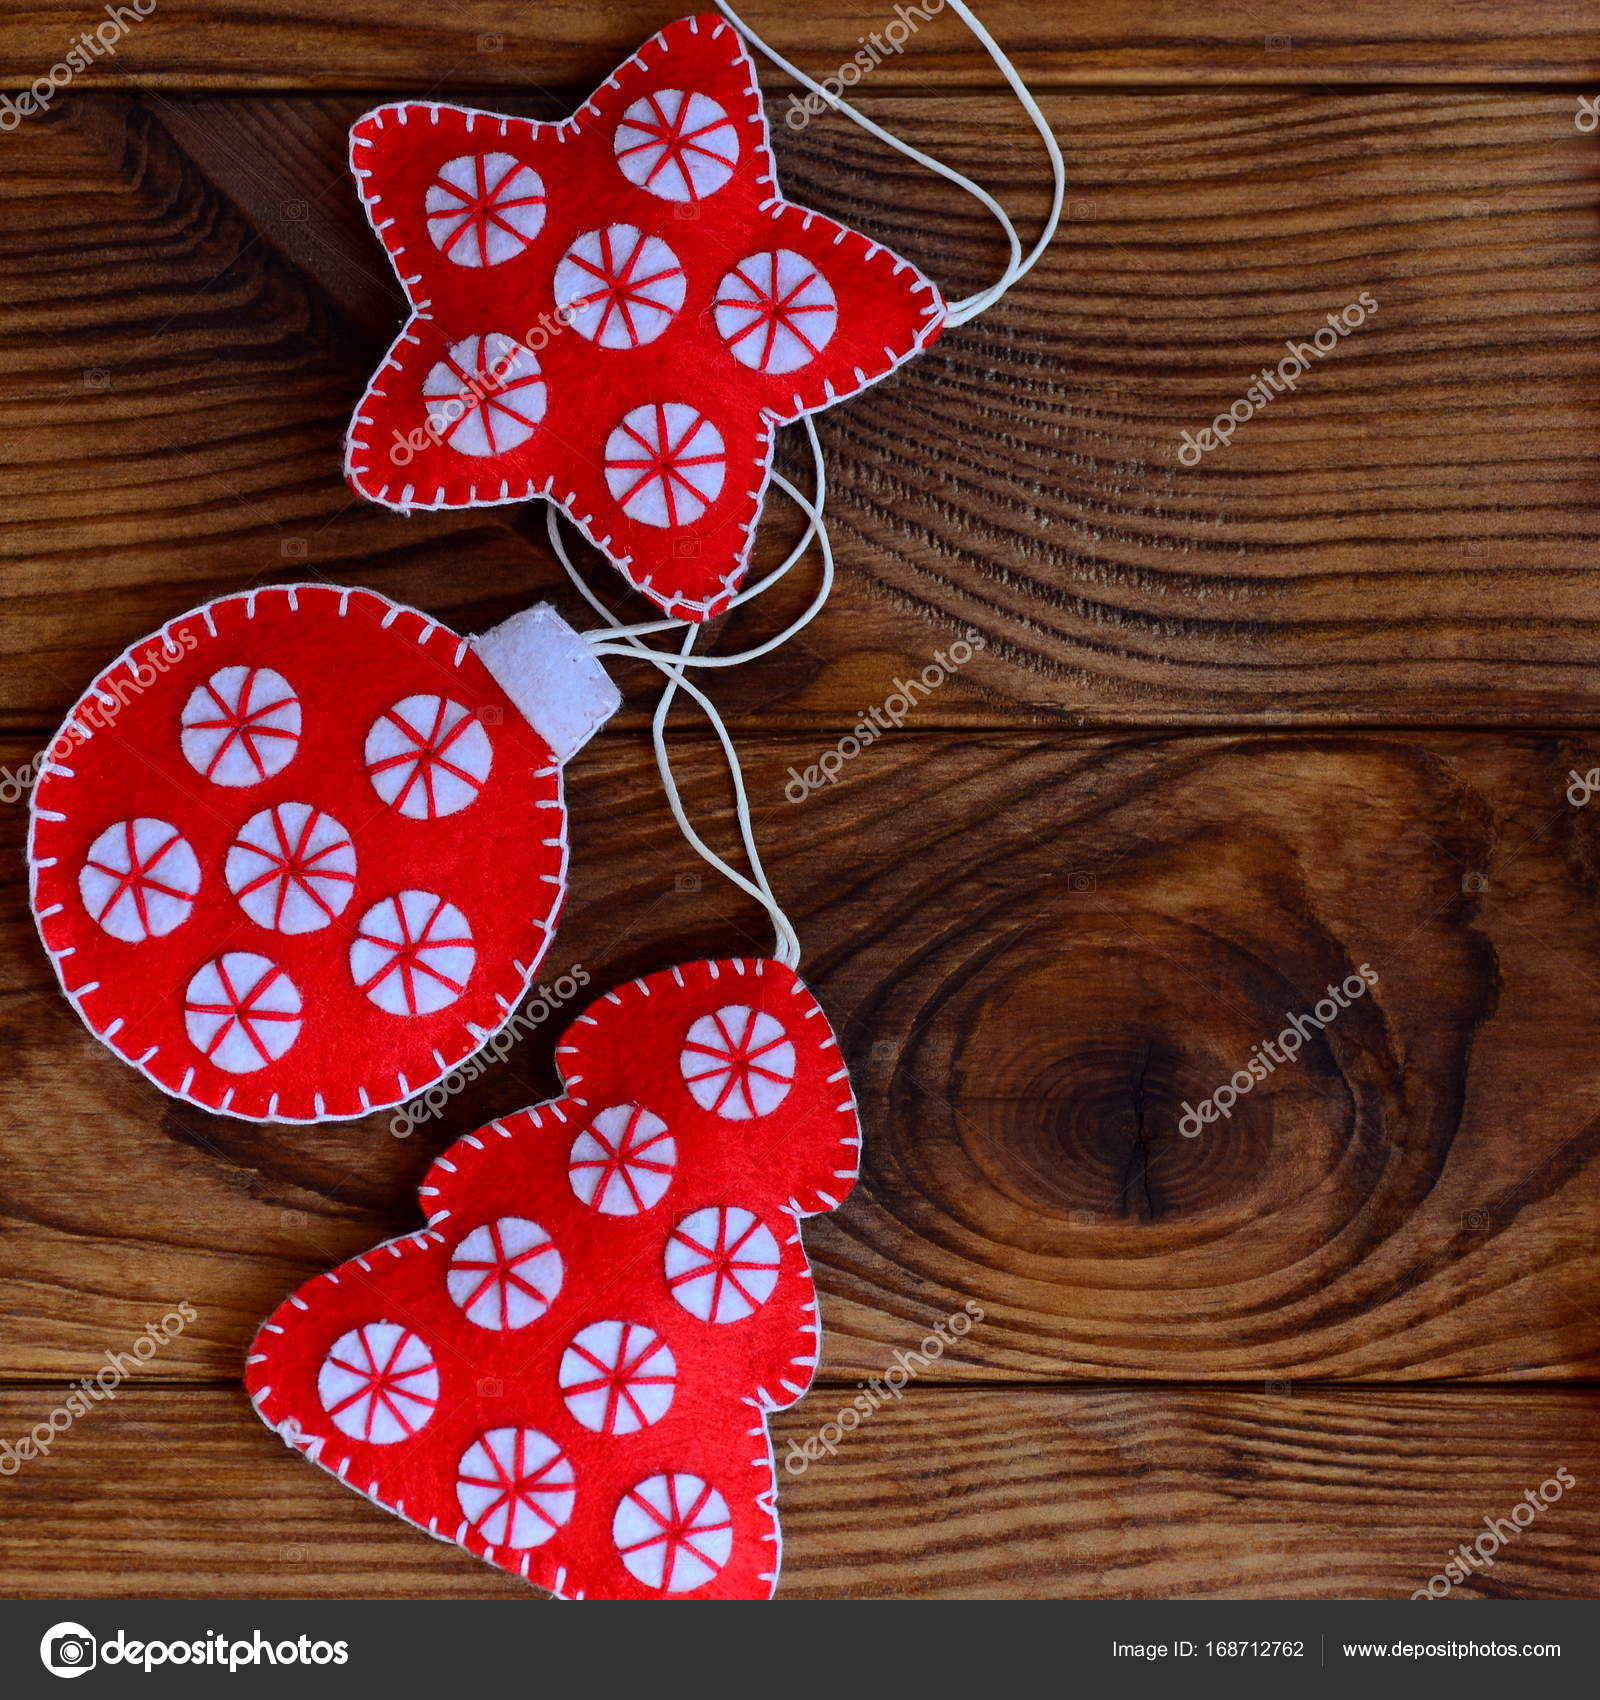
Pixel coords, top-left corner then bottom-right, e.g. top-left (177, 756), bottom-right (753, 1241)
top-left (4, 2), bottom-right (1600, 87)
top-left (3, 1), bottom-right (1600, 1599)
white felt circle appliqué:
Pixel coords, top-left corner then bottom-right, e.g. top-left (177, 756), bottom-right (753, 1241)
top-left (613, 1473), bottom-right (734, 1593)
top-left (715, 250), bottom-right (839, 375)
top-left (679, 1004), bottom-right (796, 1119)
top-left (79, 818), bottom-right (201, 942)
top-left (349, 891), bottom-right (476, 1016)
top-left (318, 1322), bottom-right (439, 1445)
top-left (456, 1428), bottom-right (576, 1549)
top-left (603, 403), bottom-right (727, 528)
top-left (364, 694), bottom-right (493, 820)
top-left (183, 952), bottom-right (302, 1073)
top-left (612, 89), bottom-right (739, 202)
top-left (424, 153), bottom-right (547, 267)
top-left (225, 803), bottom-right (356, 935)
top-left (568, 1103), bottom-right (678, 1216)
top-left (422, 333), bottom-right (546, 457)
top-left (553, 225), bottom-right (687, 349)
top-left (180, 665), bottom-right (301, 787)
top-left (446, 1216), bottom-right (564, 1330)
top-left (559, 1321), bottom-right (677, 1435)
top-left (664, 1206), bottom-right (781, 1323)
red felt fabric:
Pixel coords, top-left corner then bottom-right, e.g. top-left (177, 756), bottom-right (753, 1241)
top-left (29, 585), bottom-right (566, 1123)
top-left (343, 11), bottom-right (946, 621)
top-left (247, 957), bottom-right (861, 1600)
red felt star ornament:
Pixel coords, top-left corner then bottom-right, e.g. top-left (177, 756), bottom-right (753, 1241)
top-left (344, 10), bottom-right (946, 620)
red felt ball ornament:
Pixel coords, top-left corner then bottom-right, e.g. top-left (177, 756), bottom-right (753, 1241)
top-left (29, 584), bottom-right (617, 1122)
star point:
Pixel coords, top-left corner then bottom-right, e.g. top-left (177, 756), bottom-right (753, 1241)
top-left (344, 11), bottom-right (945, 620)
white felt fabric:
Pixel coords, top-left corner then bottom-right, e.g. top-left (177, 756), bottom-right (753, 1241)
top-left (469, 603), bottom-right (621, 764)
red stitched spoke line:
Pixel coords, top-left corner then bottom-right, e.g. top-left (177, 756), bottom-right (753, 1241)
top-left (768, 251), bottom-right (829, 365)
top-left (453, 1222), bottom-right (554, 1327)
top-left (682, 1010), bottom-right (792, 1114)
top-left (572, 1107), bottom-right (673, 1211)
top-left (432, 155), bottom-right (545, 262)
top-left (668, 1213), bottom-right (774, 1316)
top-left (232, 808), bottom-right (354, 925)
top-left (618, 92), bottom-right (734, 194)
top-left (189, 958), bottom-right (294, 1066)
top-left (440, 346), bottom-right (489, 424)
top-left (369, 699), bottom-right (481, 816)
top-left (595, 227), bottom-right (627, 344)
top-left (566, 231), bottom-right (681, 344)
top-left (461, 1433), bottom-right (567, 1539)
top-left (565, 1329), bottom-right (672, 1432)
top-left (356, 896), bottom-right (470, 1013)
top-left (449, 344), bottom-right (504, 453)
top-left (189, 668), bottom-right (296, 780)
top-left (727, 254), bottom-right (831, 369)
top-left (471, 152), bottom-right (491, 267)
top-left (458, 340), bottom-right (538, 450)
top-left (618, 1476), bottom-right (732, 1575)
top-left (272, 807), bottom-right (308, 929)
top-left (323, 1330), bottom-right (436, 1436)
top-left (431, 344), bottom-right (526, 453)
top-left (87, 820), bottom-right (188, 934)
top-left (612, 405), bottom-right (721, 524)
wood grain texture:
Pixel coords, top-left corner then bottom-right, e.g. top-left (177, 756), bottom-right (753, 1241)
top-left (7, 89), bottom-right (1600, 730)
top-left (8, 730), bottom-right (1600, 1385)
top-left (7, 7), bottom-right (1600, 1603)
top-left (4, 2), bottom-right (1599, 89)
top-left (0, 1385), bottom-right (1591, 1599)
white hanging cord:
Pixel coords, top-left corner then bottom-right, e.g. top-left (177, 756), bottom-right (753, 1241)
top-left (561, 416), bottom-right (829, 662)
top-left (586, 616), bottom-right (808, 970)
top-left (592, 479), bottom-right (833, 671)
top-left (636, 624), bottom-right (803, 967)
top-left (545, 3), bottom-right (1064, 964)
top-left (551, 423), bottom-right (832, 967)
top-left (713, 0), bottom-right (1064, 327)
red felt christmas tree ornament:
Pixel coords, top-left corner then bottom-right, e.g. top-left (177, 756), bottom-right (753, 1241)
top-left (247, 955), bottom-right (860, 1600)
